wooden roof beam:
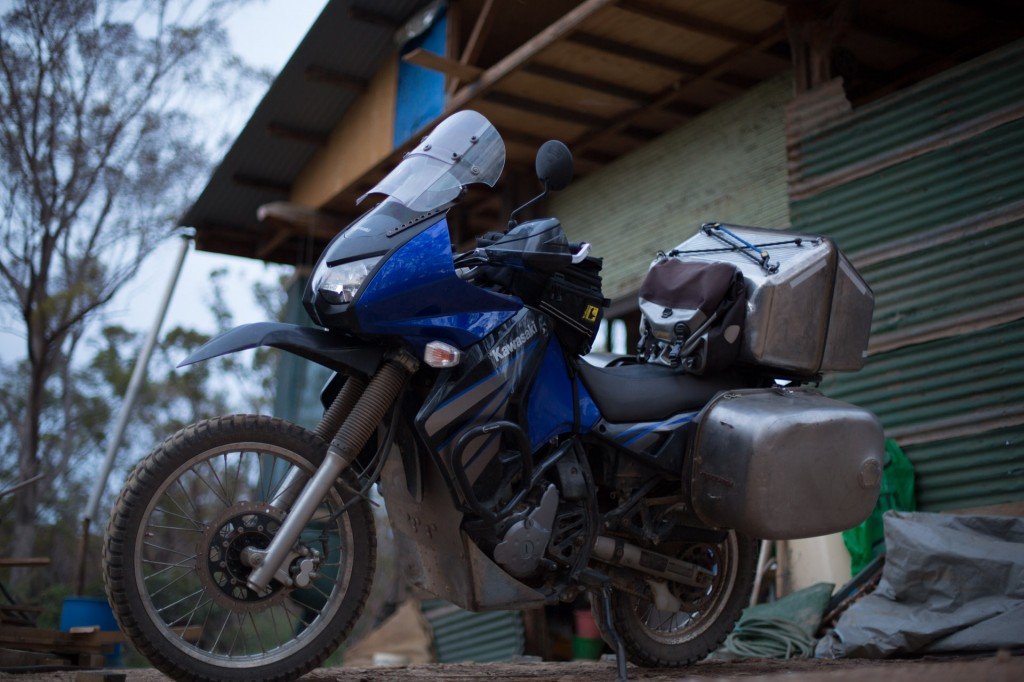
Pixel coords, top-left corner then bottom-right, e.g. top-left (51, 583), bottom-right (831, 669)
top-left (573, 23), bottom-right (787, 154)
top-left (266, 122), bottom-right (329, 147)
top-left (403, 49), bottom-right (483, 81)
top-left (448, 0), bottom-right (497, 94)
top-left (566, 32), bottom-right (758, 91)
top-left (485, 91), bottom-right (611, 128)
top-left (450, 0), bottom-right (621, 103)
top-left (617, 0), bottom-right (762, 45)
top-left (304, 65), bottom-right (368, 92)
top-left (521, 63), bottom-right (651, 103)
top-left (567, 32), bottom-right (702, 76)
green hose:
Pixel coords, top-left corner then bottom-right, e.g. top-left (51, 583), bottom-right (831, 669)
top-left (722, 616), bottom-right (819, 659)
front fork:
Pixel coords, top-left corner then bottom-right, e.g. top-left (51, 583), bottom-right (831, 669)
top-left (246, 349), bottom-right (418, 593)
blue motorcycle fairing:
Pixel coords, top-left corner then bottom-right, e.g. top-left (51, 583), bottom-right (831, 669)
top-left (177, 322), bottom-right (383, 377)
top-left (414, 309), bottom-right (599, 495)
top-left (354, 218), bottom-right (522, 350)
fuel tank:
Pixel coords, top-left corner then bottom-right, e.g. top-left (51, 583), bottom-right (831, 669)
top-left (689, 387), bottom-right (884, 540)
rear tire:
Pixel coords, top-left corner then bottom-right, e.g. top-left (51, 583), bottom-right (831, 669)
top-left (103, 415), bottom-right (376, 682)
top-left (593, 531), bottom-right (757, 667)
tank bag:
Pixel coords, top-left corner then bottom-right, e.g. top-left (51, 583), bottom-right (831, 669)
top-left (637, 257), bottom-right (746, 373)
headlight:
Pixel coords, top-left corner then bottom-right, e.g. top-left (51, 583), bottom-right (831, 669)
top-left (314, 256), bottom-right (382, 305)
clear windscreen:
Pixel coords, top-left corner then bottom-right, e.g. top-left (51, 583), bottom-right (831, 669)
top-left (359, 110), bottom-right (505, 212)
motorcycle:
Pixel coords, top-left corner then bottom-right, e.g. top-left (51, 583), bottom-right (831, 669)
top-left (103, 110), bottom-right (884, 681)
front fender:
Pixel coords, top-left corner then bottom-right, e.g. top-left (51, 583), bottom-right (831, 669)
top-left (178, 322), bottom-right (383, 377)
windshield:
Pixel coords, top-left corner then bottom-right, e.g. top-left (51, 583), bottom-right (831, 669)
top-left (358, 110), bottom-right (505, 212)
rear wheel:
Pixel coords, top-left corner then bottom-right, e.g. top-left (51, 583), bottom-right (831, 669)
top-left (103, 415), bottom-right (376, 682)
top-left (593, 531), bottom-right (757, 667)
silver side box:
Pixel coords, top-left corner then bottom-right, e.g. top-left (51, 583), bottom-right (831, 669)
top-left (670, 225), bottom-right (873, 376)
top-left (690, 388), bottom-right (884, 540)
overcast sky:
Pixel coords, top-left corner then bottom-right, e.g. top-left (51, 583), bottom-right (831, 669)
top-left (0, 0), bottom-right (330, 361)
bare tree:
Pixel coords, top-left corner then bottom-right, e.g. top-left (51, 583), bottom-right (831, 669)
top-left (0, 0), bottom-right (250, 567)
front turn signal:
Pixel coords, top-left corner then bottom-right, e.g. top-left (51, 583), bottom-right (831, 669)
top-left (424, 340), bottom-right (462, 368)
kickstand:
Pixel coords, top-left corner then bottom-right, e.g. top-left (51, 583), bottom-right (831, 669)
top-left (600, 585), bottom-right (628, 682)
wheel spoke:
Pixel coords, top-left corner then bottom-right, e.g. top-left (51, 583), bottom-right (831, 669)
top-left (130, 443), bottom-right (359, 665)
top-left (143, 555), bottom-right (198, 570)
top-left (149, 565), bottom-right (198, 598)
top-left (191, 464), bottom-right (231, 507)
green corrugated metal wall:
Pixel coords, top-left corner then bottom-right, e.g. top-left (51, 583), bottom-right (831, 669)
top-left (794, 39), bottom-right (1024, 511)
top-left (421, 600), bottom-right (524, 663)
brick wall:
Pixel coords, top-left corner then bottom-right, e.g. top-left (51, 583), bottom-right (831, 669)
top-left (550, 75), bottom-right (793, 302)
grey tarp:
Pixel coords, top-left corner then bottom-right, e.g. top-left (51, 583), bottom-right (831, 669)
top-left (816, 511), bottom-right (1024, 658)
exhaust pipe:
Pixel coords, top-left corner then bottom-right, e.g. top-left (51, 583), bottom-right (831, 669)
top-left (592, 536), bottom-right (710, 588)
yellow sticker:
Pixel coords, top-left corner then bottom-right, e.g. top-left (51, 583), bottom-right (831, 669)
top-left (582, 305), bottom-right (600, 323)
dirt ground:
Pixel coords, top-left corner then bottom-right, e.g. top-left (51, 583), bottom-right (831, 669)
top-left (3, 654), bottom-right (1022, 682)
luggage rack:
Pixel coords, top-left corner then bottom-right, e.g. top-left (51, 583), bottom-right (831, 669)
top-left (668, 222), bottom-right (812, 274)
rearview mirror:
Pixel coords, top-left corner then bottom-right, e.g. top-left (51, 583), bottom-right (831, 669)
top-left (535, 140), bottom-right (574, 191)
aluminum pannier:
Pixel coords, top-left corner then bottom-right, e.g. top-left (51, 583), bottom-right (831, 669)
top-left (688, 387), bottom-right (885, 540)
top-left (668, 223), bottom-right (873, 377)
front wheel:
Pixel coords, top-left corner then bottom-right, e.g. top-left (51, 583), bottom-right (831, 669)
top-left (103, 415), bottom-right (376, 682)
top-left (593, 531), bottom-right (758, 667)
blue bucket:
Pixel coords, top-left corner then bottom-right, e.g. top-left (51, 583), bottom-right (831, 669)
top-left (59, 596), bottom-right (123, 667)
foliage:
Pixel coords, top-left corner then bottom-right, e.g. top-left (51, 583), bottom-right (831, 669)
top-left (0, 0), bottom-right (260, 572)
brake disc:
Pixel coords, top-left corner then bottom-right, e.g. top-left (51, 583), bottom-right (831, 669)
top-left (197, 501), bottom-right (290, 612)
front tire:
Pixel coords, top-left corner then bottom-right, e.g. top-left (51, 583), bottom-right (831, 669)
top-left (593, 531), bottom-right (757, 667)
top-left (103, 415), bottom-right (376, 682)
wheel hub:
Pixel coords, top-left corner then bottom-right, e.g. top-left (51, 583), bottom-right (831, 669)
top-left (198, 502), bottom-right (288, 612)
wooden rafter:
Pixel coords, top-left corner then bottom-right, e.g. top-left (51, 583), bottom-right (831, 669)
top-left (617, 0), bottom-right (762, 45)
top-left (484, 92), bottom-right (613, 128)
top-left (450, 0), bottom-right (621, 104)
top-left (573, 22), bottom-right (787, 154)
top-left (522, 63), bottom-right (651, 103)
top-left (403, 48), bottom-right (483, 81)
top-left (448, 0), bottom-right (497, 94)
top-left (566, 32), bottom-right (760, 91)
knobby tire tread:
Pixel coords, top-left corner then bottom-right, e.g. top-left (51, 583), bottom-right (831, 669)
top-left (102, 415), bottom-right (377, 682)
top-left (594, 534), bottom-right (758, 668)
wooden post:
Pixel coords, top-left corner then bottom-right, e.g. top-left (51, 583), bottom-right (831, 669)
top-left (784, 0), bottom-right (853, 94)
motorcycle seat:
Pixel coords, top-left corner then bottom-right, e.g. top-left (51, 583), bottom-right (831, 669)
top-left (575, 359), bottom-right (750, 423)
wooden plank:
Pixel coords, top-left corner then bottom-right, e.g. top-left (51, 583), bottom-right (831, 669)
top-left (460, 0), bottom-right (496, 67)
top-left (483, 92), bottom-right (611, 128)
top-left (303, 65), bottom-right (368, 92)
top-left (574, 22), bottom-right (786, 153)
top-left (521, 63), bottom-right (652, 103)
top-left (403, 48), bottom-right (483, 81)
top-left (451, 0), bottom-right (621, 104)
top-left (445, 0), bottom-right (463, 95)
top-left (566, 31), bottom-right (704, 76)
top-left (0, 557), bottom-right (50, 567)
top-left (266, 122), bottom-right (328, 147)
top-left (617, 0), bottom-right (761, 45)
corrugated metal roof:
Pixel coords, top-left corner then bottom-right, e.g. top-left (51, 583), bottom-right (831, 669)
top-left (181, 0), bottom-right (430, 261)
top-left (421, 600), bottom-right (524, 663)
